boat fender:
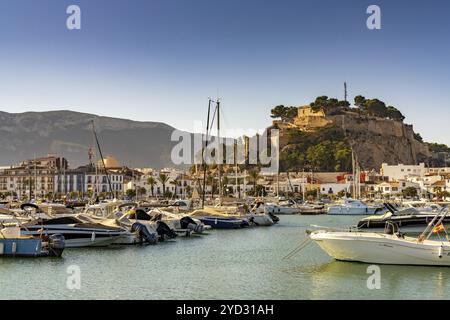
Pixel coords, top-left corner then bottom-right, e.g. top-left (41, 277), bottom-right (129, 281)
top-left (438, 246), bottom-right (443, 259)
top-left (91, 232), bottom-right (96, 242)
top-left (48, 234), bottom-right (65, 257)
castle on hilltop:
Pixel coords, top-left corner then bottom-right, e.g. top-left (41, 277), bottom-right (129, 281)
top-left (271, 104), bottom-right (433, 170)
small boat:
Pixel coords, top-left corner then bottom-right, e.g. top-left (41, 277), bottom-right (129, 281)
top-left (357, 204), bottom-right (450, 234)
top-left (113, 208), bottom-right (178, 241)
top-left (309, 229), bottom-right (450, 266)
top-left (309, 209), bottom-right (450, 266)
top-left (83, 203), bottom-right (174, 244)
top-left (297, 202), bottom-right (326, 215)
top-left (21, 216), bottom-right (131, 248)
top-left (0, 225), bottom-right (65, 257)
top-left (197, 216), bottom-right (248, 229)
top-left (265, 200), bottom-right (301, 215)
top-left (189, 207), bottom-right (250, 229)
top-left (327, 198), bottom-right (384, 215)
top-left (249, 202), bottom-right (279, 226)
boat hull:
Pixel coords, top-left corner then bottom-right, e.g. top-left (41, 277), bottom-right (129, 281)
top-left (310, 231), bottom-right (450, 266)
top-left (199, 217), bottom-right (247, 229)
top-left (327, 206), bottom-right (381, 215)
top-left (0, 238), bottom-right (46, 257)
top-left (247, 214), bottom-right (274, 226)
top-left (22, 226), bottom-right (127, 248)
top-left (266, 205), bottom-right (300, 215)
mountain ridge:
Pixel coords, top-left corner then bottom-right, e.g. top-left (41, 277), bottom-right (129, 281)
top-left (0, 110), bottom-right (181, 168)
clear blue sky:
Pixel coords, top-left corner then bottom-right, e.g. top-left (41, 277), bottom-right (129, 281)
top-left (0, 0), bottom-right (449, 144)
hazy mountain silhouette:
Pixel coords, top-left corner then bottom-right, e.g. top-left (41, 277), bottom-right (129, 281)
top-left (0, 110), bottom-right (187, 168)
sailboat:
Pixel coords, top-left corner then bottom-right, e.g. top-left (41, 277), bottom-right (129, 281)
top-left (327, 150), bottom-right (383, 215)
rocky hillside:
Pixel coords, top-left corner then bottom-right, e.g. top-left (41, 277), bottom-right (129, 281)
top-left (328, 113), bottom-right (432, 169)
top-left (0, 110), bottom-right (184, 168)
top-left (272, 98), bottom-right (443, 171)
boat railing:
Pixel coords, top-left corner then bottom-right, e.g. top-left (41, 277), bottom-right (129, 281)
top-left (307, 224), bottom-right (355, 233)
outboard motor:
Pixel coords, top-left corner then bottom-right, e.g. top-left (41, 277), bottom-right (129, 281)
top-left (248, 216), bottom-right (259, 226)
top-left (240, 219), bottom-right (250, 228)
top-left (156, 221), bottom-right (178, 241)
top-left (48, 234), bottom-right (65, 257)
top-left (268, 212), bottom-right (280, 223)
top-left (131, 222), bottom-right (158, 245)
top-left (180, 216), bottom-right (204, 233)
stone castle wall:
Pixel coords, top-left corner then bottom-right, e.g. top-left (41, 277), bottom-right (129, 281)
top-left (280, 106), bottom-right (433, 169)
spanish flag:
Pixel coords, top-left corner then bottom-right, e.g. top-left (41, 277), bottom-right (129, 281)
top-left (432, 223), bottom-right (445, 234)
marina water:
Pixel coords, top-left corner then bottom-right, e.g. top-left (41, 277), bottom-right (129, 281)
top-left (1, 215), bottom-right (449, 299)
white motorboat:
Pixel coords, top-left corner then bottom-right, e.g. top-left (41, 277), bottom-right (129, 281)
top-left (357, 204), bottom-right (450, 234)
top-left (147, 208), bottom-right (209, 235)
top-left (265, 201), bottom-right (300, 215)
top-left (309, 208), bottom-right (450, 266)
top-left (249, 202), bottom-right (278, 226)
top-left (309, 229), bottom-right (450, 266)
top-left (21, 215), bottom-right (131, 248)
top-left (327, 198), bottom-right (383, 215)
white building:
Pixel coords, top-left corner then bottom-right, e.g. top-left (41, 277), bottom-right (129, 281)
top-left (319, 183), bottom-right (351, 195)
top-left (380, 163), bottom-right (426, 181)
top-left (427, 167), bottom-right (450, 175)
top-left (375, 180), bottom-right (420, 196)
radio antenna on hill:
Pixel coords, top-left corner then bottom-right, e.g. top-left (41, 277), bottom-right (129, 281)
top-left (344, 82), bottom-right (348, 104)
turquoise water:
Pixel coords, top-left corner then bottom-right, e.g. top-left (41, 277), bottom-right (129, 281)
top-left (1, 215), bottom-right (450, 300)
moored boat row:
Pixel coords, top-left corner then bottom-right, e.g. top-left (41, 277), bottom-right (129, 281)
top-left (0, 198), bottom-right (281, 258)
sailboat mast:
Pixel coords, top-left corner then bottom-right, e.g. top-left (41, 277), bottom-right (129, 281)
top-left (91, 120), bottom-right (114, 199)
top-left (234, 140), bottom-right (238, 198)
top-left (91, 121), bottom-right (97, 201)
top-left (201, 99), bottom-right (212, 209)
top-left (34, 154), bottom-right (37, 199)
top-left (352, 149), bottom-right (357, 198)
top-left (302, 170), bottom-right (306, 201)
top-left (217, 100), bottom-right (222, 201)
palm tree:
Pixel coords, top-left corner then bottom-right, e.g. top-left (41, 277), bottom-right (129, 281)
top-left (158, 173), bottom-right (170, 197)
top-left (170, 178), bottom-right (179, 197)
top-left (222, 175), bottom-right (229, 196)
top-left (207, 174), bottom-right (214, 197)
top-left (147, 176), bottom-right (156, 197)
top-left (248, 169), bottom-right (260, 195)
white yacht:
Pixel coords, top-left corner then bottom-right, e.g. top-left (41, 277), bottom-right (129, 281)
top-left (310, 207), bottom-right (450, 266)
top-left (265, 200), bottom-right (301, 215)
top-left (309, 229), bottom-right (450, 266)
top-left (327, 198), bottom-right (383, 215)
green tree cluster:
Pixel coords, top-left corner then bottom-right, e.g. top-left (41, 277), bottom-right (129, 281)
top-left (270, 105), bottom-right (298, 122)
top-left (402, 187), bottom-right (418, 198)
top-left (425, 142), bottom-right (450, 153)
top-left (279, 126), bottom-right (352, 172)
top-left (310, 96), bottom-right (350, 113)
top-left (353, 95), bottom-right (405, 121)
